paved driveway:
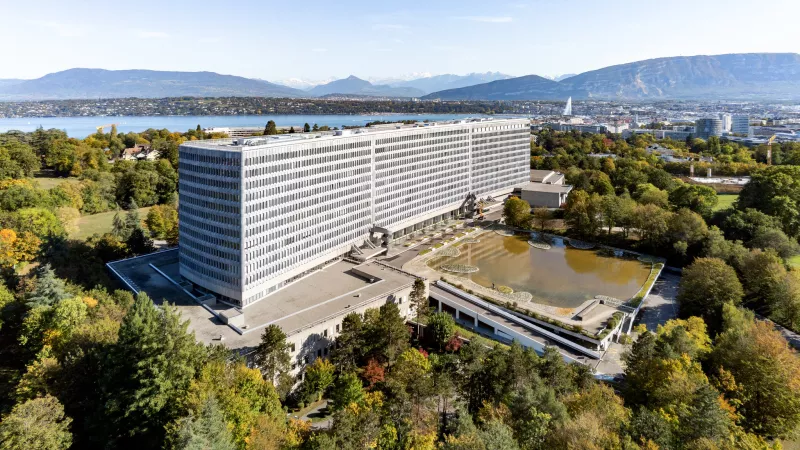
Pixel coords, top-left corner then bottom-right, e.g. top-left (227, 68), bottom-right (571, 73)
top-left (636, 272), bottom-right (680, 332)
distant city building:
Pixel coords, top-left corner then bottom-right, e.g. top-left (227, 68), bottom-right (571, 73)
top-left (731, 115), bottom-right (751, 136)
top-left (178, 119), bottom-right (530, 307)
top-left (543, 123), bottom-right (608, 133)
top-left (204, 127), bottom-right (265, 138)
top-left (719, 113), bottom-right (732, 132)
top-left (695, 118), bottom-right (723, 140)
top-left (623, 128), bottom-right (694, 141)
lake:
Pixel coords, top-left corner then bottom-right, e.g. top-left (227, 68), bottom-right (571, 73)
top-left (428, 233), bottom-right (650, 308)
top-left (0, 114), bottom-right (501, 138)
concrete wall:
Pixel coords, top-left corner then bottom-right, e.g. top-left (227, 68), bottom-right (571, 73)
top-left (285, 285), bottom-right (414, 375)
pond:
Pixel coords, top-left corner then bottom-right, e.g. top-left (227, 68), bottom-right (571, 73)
top-left (428, 232), bottom-right (651, 308)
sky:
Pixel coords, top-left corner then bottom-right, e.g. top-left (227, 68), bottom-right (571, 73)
top-left (2, 0), bottom-right (800, 82)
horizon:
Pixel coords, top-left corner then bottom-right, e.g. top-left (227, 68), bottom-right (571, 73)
top-left (3, 0), bottom-right (799, 81)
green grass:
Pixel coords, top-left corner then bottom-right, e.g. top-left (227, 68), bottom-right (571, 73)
top-left (31, 176), bottom-right (80, 190)
top-left (453, 323), bottom-right (510, 350)
top-left (713, 194), bottom-right (738, 212)
top-left (70, 207), bottom-right (152, 240)
top-left (789, 255), bottom-right (800, 269)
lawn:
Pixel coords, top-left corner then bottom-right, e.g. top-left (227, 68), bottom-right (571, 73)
top-left (713, 194), bottom-right (738, 212)
top-left (70, 207), bottom-right (152, 240)
top-left (789, 255), bottom-right (800, 269)
top-left (31, 176), bottom-right (80, 190)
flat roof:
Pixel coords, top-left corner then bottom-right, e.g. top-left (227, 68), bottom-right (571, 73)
top-left (519, 182), bottom-right (573, 193)
top-left (181, 117), bottom-right (529, 152)
top-left (108, 250), bottom-right (418, 351)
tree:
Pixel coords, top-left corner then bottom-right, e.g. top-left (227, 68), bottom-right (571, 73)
top-left (25, 263), bottom-right (69, 309)
top-left (0, 395), bottom-right (72, 450)
top-left (669, 184), bottom-right (718, 216)
top-left (478, 420), bottom-right (519, 450)
top-left (564, 190), bottom-right (602, 238)
top-left (312, 123), bottom-right (319, 131)
top-left (632, 203), bottom-right (672, 248)
top-left (288, 126), bottom-right (296, 134)
top-left (329, 372), bottom-right (365, 411)
top-left (502, 197), bottom-right (531, 229)
top-left (126, 228), bottom-right (155, 256)
top-left (531, 207), bottom-right (552, 232)
top-left (427, 312), bottom-right (456, 352)
top-left (366, 302), bottom-right (410, 366)
top-left (253, 324), bottom-right (292, 389)
top-left (264, 121), bottom-right (278, 135)
top-left (303, 123), bottom-right (311, 133)
top-left (331, 312), bottom-right (364, 373)
top-left (710, 305), bottom-right (800, 438)
top-left (101, 293), bottom-right (204, 446)
top-left (181, 359), bottom-right (284, 448)
top-left (677, 258), bottom-right (743, 334)
top-left (599, 194), bottom-right (633, 236)
top-left (410, 279), bottom-right (428, 337)
top-left (174, 395), bottom-right (236, 450)
top-left (302, 357), bottom-right (335, 402)
top-left (145, 204), bottom-right (179, 240)
top-left (667, 208), bottom-right (708, 256)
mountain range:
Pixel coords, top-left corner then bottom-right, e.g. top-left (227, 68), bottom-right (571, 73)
top-left (2, 53), bottom-right (800, 101)
top-left (424, 53), bottom-right (800, 101)
top-left (0, 69), bottom-right (307, 100)
top-left (307, 76), bottom-right (426, 97)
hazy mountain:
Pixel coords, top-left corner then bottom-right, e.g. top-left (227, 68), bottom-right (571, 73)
top-left (0, 68), bottom-right (308, 100)
top-left (391, 72), bottom-right (513, 95)
top-left (308, 75), bottom-right (425, 98)
top-left (0, 79), bottom-right (25, 88)
top-left (550, 73), bottom-right (577, 82)
top-left (273, 77), bottom-right (337, 90)
top-left (425, 53), bottom-right (800, 101)
top-left (559, 53), bottom-right (800, 99)
top-left (422, 75), bottom-right (573, 101)
top-left (369, 73), bottom-right (433, 85)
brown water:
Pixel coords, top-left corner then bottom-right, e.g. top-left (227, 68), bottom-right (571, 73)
top-left (429, 233), bottom-right (650, 308)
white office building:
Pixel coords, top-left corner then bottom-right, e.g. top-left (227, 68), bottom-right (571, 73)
top-left (178, 118), bottom-right (530, 307)
top-left (719, 113), bottom-right (732, 132)
top-left (731, 115), bottom-right (751, 136)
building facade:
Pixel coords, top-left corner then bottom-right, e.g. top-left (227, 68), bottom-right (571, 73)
top-left (695, 118), bottom-right (723, 140)
top-left (178, 118), bottom-right (530, 307)
top-left (731, 115), bottom-right (751, 136)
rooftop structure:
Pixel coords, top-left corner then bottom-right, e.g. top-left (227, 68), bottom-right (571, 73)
top-left (107, 250), bottom-right (419, 371)
top-left (178, 118), bottom-right (530, 307)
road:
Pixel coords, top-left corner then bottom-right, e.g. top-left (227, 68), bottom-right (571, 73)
top-left (636, 271), bottom-right (680, 332)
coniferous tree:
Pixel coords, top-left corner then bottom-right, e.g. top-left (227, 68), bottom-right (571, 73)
top-left (264, 121), bottom-right (278, 135)
top-left (288, 126), bottom-right (296, 134)
top-left (253, 324), bottom-right (293, 395)
top-left (410, 278), bottom-right (427, 337)
top-left (100, 293), bottom-right (203, 447)
top-left (303, 123), bottom-right (311, 133)
top-left (25, 264), bottom-right (69, 309)
top-left (312, 123), bottom-right (319, 131)
top-left (174, 395), bottom-right (236, 450)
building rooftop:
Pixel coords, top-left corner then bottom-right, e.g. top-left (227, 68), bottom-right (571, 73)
top-left (519, 181), bottom-right (573, 193)
top-left (181, 117), bottom-right (529, 152)
top-left (108, 250), bottom-right (418, 351)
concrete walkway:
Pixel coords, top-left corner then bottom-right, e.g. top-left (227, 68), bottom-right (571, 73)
top-left (298, 400), bottom-right (332, 430)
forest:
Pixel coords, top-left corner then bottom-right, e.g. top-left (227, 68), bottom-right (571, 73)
top-left (0, 126), bottom-right (798, 449)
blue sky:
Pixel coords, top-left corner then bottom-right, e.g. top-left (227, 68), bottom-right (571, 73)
top-left (2, 0), bottom-right (799, 81)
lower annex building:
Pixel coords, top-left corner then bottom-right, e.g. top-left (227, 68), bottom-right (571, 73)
top-left (177, 118), bottom-right (530, 308)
